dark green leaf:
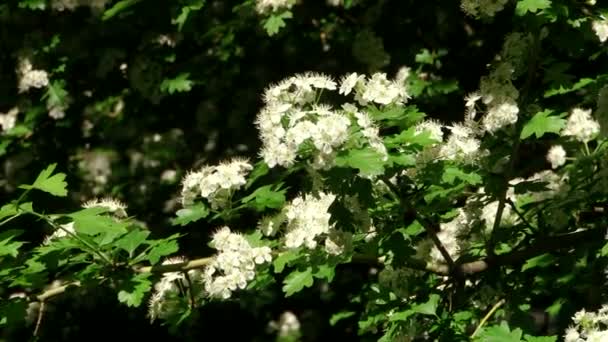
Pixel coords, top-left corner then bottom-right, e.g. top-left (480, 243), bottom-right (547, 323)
top-left (117, 273), bottom-right (152, 307)
top-left (273, 250), bottom-right (300, 273)
top-left (330, 311), bottom-right (356, 326)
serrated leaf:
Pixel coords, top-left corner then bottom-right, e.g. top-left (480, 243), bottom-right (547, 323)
top-left (263, 11), bottom-right (293, 36)
top-left (334, 148), bottom-right (386, 177)
top-left (384, 127), bottom-right (436, 148)
top-left (515, 0), bottom-right (551, 16)
top-left (68, 207), bottom-right (128, 243)
top-left (160, 73), bottom-right (193, 94)
top-left (19, 163), bottom-right (68, 197)
top-left (476, 323), bottom-right (523, 342)
top-left (146, 238), bottom-right (179, 264)
top-left (313, 264), bottom-right (335, 282)
top-left (412, 294), bottom-right (440, 316)
top-left (172, 0), bottom-right (205, 31)
top-left (544, 77), bottom-right (595, 98)
top-left (442, 167), bottom-right (482, 185)
top-left (330, 311), bottom-right (356, 326)
top-left (171, 203), bottom-right (209, 226)
top-left (388, 153), bottom-right (416, 167)
top-left (282, 267), bottom-right (314, 296)
top-left (103, 0), bottom-right (141, 20)
top-left (43, 80), bottom-right (69, 110)
top-left (522, 253), bottom-right (556, 271)
top-left (113, 229), bottom-right (150, 257)
top-left (241, 184), bottom-right (286, 211)
top-left (273, 250), bottom-right (300, 273)
top-left (117, 273), bottom-right (151, 307)
top-left (0, 230), bottom-right (24, 258)
top-left (520, 110), bottom-right (565, 139)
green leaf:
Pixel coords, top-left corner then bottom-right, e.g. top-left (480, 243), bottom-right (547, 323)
top-left (384, 127), bottom-right (437, 148)
top-left (146, 238), bottom-right (179, 264)
top-left (543, 77), bottom-right (595, 98)
top-left (520, 110), bottom-right (565, 139)
top-left (19, 163), bottom-right (68, 197)
top-left (442, 167), bottom-right (482, 185)
top-left (263, 11), bottom-right (292, 36)
top-left (282, 267), bottom-right (314, 296)
top-left (171, 203), bottom-right (209, 226)
top-left (43, 80), bottom-right (69, 110)
top-left (411, 294), bottom-right (440, 316)
top-left (113, 229), bottom-right (150, 257)
top-left (388, 153), bottom-right (416, 167)
top-left (313, 264), bottom-right (335, 282)
top-left (18, 0), bottom-right (45, 10)
top-left (241, 184), bottom-right (286, 211)
top-left (522, 253), bottom-right (556, 271)
top-left (117, 273), bottom-right (152, 307)
top-left (160, 73), bottom-right (193, 94)
top-left (334, 148), bottom-right (386, 177)
top-left (273, 250), bottom-right (300, 273)
top-left (172, 0), bottom-right (205, 31)
top-left (103, 0), bottom-right (142, 20)
top-left (68, 207), bottom-right (129, 243)
top-left (476, 323), bottom-right (523, 342)
top-left (330, 311), bottom-right (356, 326)
top-left (515, 0), bottom-right (551, 16)
top-left (0, 230), bottom-right (24, 258)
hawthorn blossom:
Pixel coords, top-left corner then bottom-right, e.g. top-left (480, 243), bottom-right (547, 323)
top-left (283, 192), bottom-right (336, 249)
top-left (180, 158), bottom-right (253, 208)
top-left (592, 18), bottom-right (608, 43)
top-left (255, 0), bottom-right (297, 14)
top-left (564, 304), bottom-right (608, 342)
top-left (482, 101), bottom-right (519, 133)
top-left (82, 197), bottom-right (128, 218)
top-left (546, 145), bottom-right (567, 169)
top-left (562, 108), bottom-right (600, 143)
top-left (0, 108), bottom-right (18, 133)
top-left (202, 227), bottom-right (272, 299)
top-left (16, 58), bottom-right (49, 93)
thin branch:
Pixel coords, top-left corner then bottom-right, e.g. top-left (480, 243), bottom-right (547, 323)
top-left (33, 301), bottom-right (45, 337)
top-left (471, 298), bottom-right (505, 337)
top-left (380, 176), bottom-right (456, 271)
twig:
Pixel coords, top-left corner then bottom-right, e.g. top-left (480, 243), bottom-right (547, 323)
top-left (33, 301), bottom-right (45, 337)
top-left (380, 177), bottom-right (456, 271)
top-left (471, 298), bottom-right (506, 337)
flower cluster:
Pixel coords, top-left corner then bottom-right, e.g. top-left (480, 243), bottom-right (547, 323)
top-left (460, 0), bottom-right (509, 18)
top-left (0, 107), bottom-right (18, 133)
top-left (339, 72), bottom-right (409, 106)
top-left (16, 57), bottom-right (49, 93)
top-left (283, 192), bottom-right (337, 250)
top-left (562, 108), bottom-right (600, 143)
top-left (592, 18), bottom-right (608, 43)
top-left (564, 305), bottom-right (608, 342)
top-left (430, 208), bottom-right (473, 264)
top-left (82, 198), bottom-right (128, 218)
top-left (50, 0), bottom-right (109, 12)
top-left (547, 145), bottom-right (567, 169)
top-left (255, 0), bottom-right (297, 14)
top-left (438, 123), bottom-right (483, 163)
top-left (464, 32), bottom-right (534, 134)
top-left (267, 311), bottom-right (301, 338)
top-left (256, 72), bottom-right (397, 170)
top-left (202, 227), bottom-right (272, 299)
top-left (180, 158), bottom-right (253, 208)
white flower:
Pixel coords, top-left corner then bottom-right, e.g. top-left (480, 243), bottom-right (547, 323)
top-left (546, 145), bottom-right (567, 169)
top-left (180, 159), bottom-right (253, 208)
top-left (482, 101), bottom-right (519, 133)
top-left (592, 19), bottom-right (608, 43)
top-left (339, 73), bottom-right (364, 96)
top-left (255, 0), bottom-right (296, 14)
top-left (203, 227), bottom-right (272, 299)
top-left (356, 73), bottom-right (409, 106)
top-left (415, 120), bottom-right (444, 142)
top-left (284, 192), bottom-right (336, 250)
top-left (430, 209), bottom-right (471, 264)
top-left (83, 197), bottom-right (128, 218)
top-left (16, 59), bottom-right (49, 93)
top-left (562, 108), bottom-right (600, 143)
top-left (0, 107), bottom-right (18, 133)
top-left (439, 124), bottom-right (482, 163)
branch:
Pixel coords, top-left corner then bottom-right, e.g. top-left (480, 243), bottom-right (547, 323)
top-left (380, 177), bottom-right (456, 271)
top-left (35, 257), bottom-right (214, 302)
top-left (424, 226), bottom-right (605, 276)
